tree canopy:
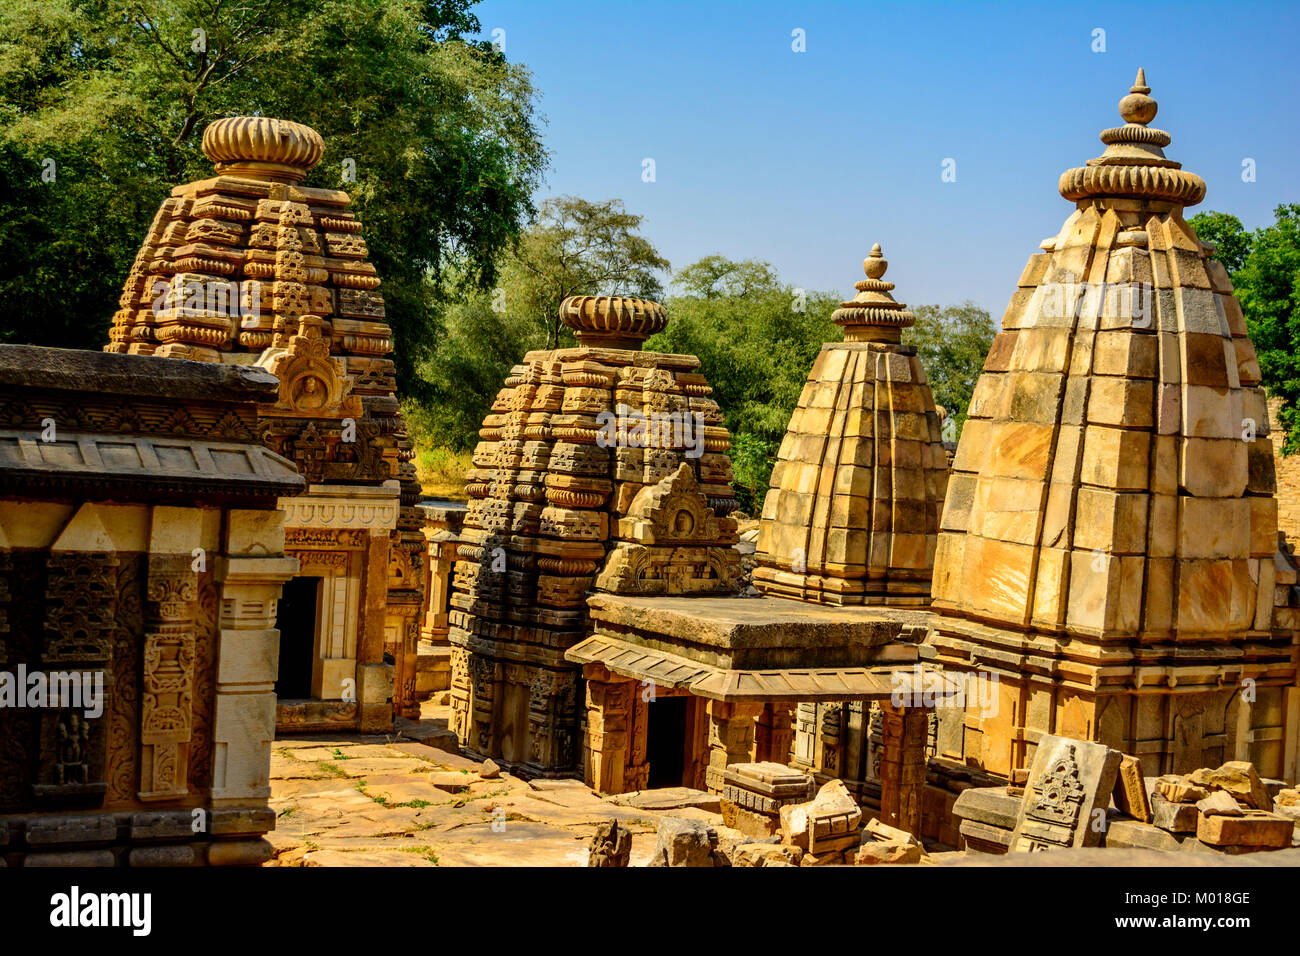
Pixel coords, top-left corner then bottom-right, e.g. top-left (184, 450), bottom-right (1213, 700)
top-left (1191, 204), bottom-right (1300, 450)
top-left (0, 0), bottom-right (547, 400)
top-left (409, 196), bottom-right (669, 452)
top-left (903, 301), bottom-right (997, 437)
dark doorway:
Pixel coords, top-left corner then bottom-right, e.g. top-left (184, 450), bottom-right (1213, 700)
top-left (646, 695), bottom-right (689, 788)
top-left (274, 576), bottom-right (320, 699)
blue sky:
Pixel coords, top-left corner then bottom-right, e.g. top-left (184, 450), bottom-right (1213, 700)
top-left (472, 0), bottom-right (1299, 315)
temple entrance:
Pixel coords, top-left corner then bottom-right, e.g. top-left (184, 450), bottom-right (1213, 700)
top-left (275, 575), bottom-right (321, 699)
top-left (646, 695), bottom-right (689, 788)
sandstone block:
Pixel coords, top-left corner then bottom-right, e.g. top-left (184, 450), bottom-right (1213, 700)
top-left (1150, 792), bottom-right (1198, 833)
top-left (855, 840), bottom-right (923, 865)
top-left (731, 842), bottom-right (802, 867)
top-left (646, 817), bottom-right (723, 867)
top-left (1189, 761), bottom-right (1273, 811)
top-left (1197, 811), bottom-right (1293, 849)
top-left (1195, 790), bottom-right (1242, 817)
top-left (1112, 754), bottom-right (1151, 823)
top-left (1154, 776), bottom-right (1209, 804)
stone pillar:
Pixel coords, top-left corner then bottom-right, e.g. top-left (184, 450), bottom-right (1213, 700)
top-left (583, 666), bottom-right (634, 794)
top-left (211, 510), bottom-right (297, 806)
top-left (421, 529), bottom-right (459, 643)
top-left (706, 700), bottom-right (763, 794)
top-left (753, 702), bottom-right (795, 764)
top-left (357, 528), bottom-right (393, 732)
top-left (879, 700), bottom-right (930, 837)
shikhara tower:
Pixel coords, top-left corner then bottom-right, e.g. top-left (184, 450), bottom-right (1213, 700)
top-left (927, 71), bottom-right (1298, 781)
top-left (753, 245), bottom-right (949, 606)
top-left (103, 117), bottom-right (426, 732)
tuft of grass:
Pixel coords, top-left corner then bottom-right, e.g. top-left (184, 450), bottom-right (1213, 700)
top-left (416, 446), bottom-right (472, 500)
top-left (320, 762), bottom-right (346, 777)
top-left (356, 781), bottom-right (388, 805)
top-left (399, 845), bottom-right (440, 865)
top-left (331, 748), bottom-right (353, 760)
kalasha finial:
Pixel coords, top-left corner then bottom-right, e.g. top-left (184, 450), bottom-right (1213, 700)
top-left (1058, 69), bottom-right (1205, 207)
top-left (559, 295), bottom-right (668, 350)
top-left (202, 116), bottom-right (325, 184)
top-left (832, 244), bottom-right (913, 342)
top-left (863, 243), bottom-right (887, 279)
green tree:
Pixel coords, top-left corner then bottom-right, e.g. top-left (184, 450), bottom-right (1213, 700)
top-left (1192, 205), bottom-right (1300, 450)
top-left (506, 195), bottom-right (670, 349)
top-left (653, 257), bottom-right (840, 512)
top-left (0, 0), bottom-right (546, 401)
top-left (413, 197), bottom-right (669, 451)
top-left (1189, 211), bottom-right (1250, 273)
top-left (672, 255), bottom-right (778, 299)
top-left (903, 301), bottom-right (996, 437)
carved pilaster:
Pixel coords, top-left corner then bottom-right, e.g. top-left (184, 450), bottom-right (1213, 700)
top-left (583, 670), bottom-right (633, 794)
top-left (879, 699), bottom-right (930, 837)
top-left (211, 550), bottom-right (298, 805)
top-left (705, 700), bottom-right (763, 794)
top-left (139, 554), bottom-right (198, 801)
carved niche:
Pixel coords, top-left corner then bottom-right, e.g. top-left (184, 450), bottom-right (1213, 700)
top-left (256, 315), bottom-right (362, 421)
top-left (34, 552), bottom-right (121, 806)
top-left (594, 463), bottom-right (741, 596)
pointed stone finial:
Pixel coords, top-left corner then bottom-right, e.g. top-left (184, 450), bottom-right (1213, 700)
top-left (1118, 67), bottom-right (1158, 125)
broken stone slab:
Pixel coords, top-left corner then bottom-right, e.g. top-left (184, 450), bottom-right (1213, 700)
top-left (952, 785), bottom-right (1020, 831)
top-left (864, 816), bottom-right (921, 846)
top-left (720, 801), bottom-right (780, 839)
top-left (732, 842), bottom-right (801, 867)
top-left (429, 770), bottom-right (476, 793)
top-left (959, 819), bottom-right (1012, 854)
top-left (1276, 788), bottom-right (1299, 808)
top-left (779, 778), bottom-right (862, 852)
top-left (1009, 735), bottom-right (1122, 851)
top-left (1112, 754), bottom-right (1152, 823)
top-left (1189, 761), bottom-right (1274, 811)
top-left (479, 758), bottom-right (501, 779)
top-left (645, 817), bottom-right (726, 867)
top-left (855, 840), bottom-right (923, 865)
top-left (1197, 810), bottom-right (1293, 849)
top-left (608, 787), bottom-right (721, 813)
top-left (722, 762), bottom-right (814, 800)
top-left (1150, 792), bottom-right (1198, 833)
top-left (799, 848), bottom-right (850, 866)
top-left (588, 819), bottom-right (632, 867)
top-left (1196, 791), bottom-right (1243, 817)
top-left (1154, 775), bottom-right (1210, 804)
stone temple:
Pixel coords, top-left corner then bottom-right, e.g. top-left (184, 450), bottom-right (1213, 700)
top-left (927, 70), bottom-right (1299, 785)
top-left (1, 70), bottom-right (1298, 867)
top-left (104, 117), bottom-right (427, 734)
top-left (449, 294), bottom-right (741, 775)
top-left (754, 244), bottom-right (949, 606)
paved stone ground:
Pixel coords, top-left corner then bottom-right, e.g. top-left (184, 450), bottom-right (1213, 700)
top-left (264, 703), bottom-right (723, 867)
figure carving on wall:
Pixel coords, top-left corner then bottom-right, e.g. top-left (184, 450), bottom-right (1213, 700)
top-left (56, 711), bottom-right (90, 785)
